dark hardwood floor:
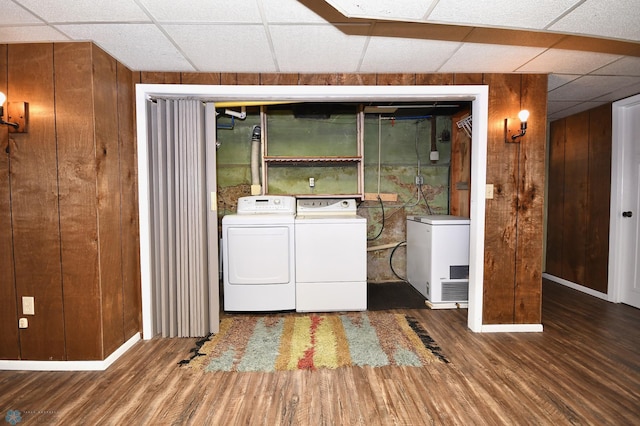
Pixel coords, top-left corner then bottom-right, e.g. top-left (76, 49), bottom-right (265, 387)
top-left (1, 279), bottom-right (638, 425)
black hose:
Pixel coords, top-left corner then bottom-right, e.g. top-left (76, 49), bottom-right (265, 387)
top-left (367, 196), bottom-right (385, 241)
top-left (389, 241), bottom-right (407, 282)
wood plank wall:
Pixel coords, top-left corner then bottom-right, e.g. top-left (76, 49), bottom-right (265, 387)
top-left (137, 70), bottom-right (547, 325)
top-left (0, 44), bottom-right (20, 359)
top-left (546, 104), bottom-right (612, 294)
top-left (6, 44), bottom-right (66, 360)
top-left (0, 46), bottom-right (548, 361)
top-left (0, 43), bottom-right (141, 361)
top-left (450, 107), bottom-right (472, 218)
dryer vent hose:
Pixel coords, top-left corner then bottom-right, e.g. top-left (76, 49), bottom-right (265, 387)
top-left (251, 125), bottom-right (261, 186)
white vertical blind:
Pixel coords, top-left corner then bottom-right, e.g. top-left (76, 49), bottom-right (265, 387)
top-left (148, 98), bottom-right (214, 337)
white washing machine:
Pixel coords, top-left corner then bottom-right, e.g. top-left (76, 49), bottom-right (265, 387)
top-left (222, 195), bottom-right (296, 311)
top-left (295, 198), bottom-right (367, 312)
top-left (406, 215), bottom-right (470, 308)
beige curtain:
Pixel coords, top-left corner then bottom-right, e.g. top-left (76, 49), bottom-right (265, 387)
top-left (148, 99), bottom-right (216, 337)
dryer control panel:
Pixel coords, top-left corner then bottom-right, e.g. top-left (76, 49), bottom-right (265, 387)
top-left (237, 195), bottom-right (296, 215)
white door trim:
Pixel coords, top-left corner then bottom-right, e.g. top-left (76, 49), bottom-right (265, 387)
top-left (609, 93), bottom-right (640, 303)
top-left (135, 84), bottom-right (490, 336)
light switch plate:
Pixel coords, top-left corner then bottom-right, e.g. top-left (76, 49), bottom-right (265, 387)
top-left (485, 184), bottom-right (494, 199)
top-left (22, 296), bottom-right (35, 315)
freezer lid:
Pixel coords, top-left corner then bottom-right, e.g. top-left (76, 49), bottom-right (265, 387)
top-left (407, 215), bottom-right (470, 225)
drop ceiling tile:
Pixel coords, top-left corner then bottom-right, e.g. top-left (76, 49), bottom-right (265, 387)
top-left (591, 56), bottom-right (640, 77)
top-left (548, 74), bottom-right (581, 91)
top-left (547, 75), bottom-right (639, 101)
top-left (324, 0), bottom-right (436, 21)
top-left (548, 101), bottom-right (608, 120)
top-left (592, 80), bottom-right (640, 102)
top-left (0, 25), bottom-right (70, 42)
top-left (517, 49), bottom-right (622, 74)
top-left (16, 0), bottom-right (150, 23)
top-left (549, 0), bottom-right (640, 42)
top-left (547, 100), bottom-right (583, 115)
top-left (0, 0), bottom-right (43, 25)
top-left (263, 0), bottom-right (339, 23)
top-left (269, 24), bottom-right (368, 72)
top-left (439, 43), bottom-right (546, 73)
top-left (56, 24), bottom-right (195, 71)
top-left (361, 37), bottom-right (461, 73)
top-left (163, 24), bottom-right (276, 72)
top-left (427, 0), bottom-right (580, 30)
top-left (138, 0), bottom-right (262, 23)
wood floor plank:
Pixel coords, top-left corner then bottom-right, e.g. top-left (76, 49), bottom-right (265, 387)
top-left (0, 280), bottom-right (639, 425)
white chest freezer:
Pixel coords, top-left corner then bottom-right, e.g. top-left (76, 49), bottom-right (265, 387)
top-left (406, 215), bottom-right (470, 307)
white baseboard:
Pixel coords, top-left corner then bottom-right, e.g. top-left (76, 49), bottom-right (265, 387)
top-left (481, 323), bottom-right (544, 333)
top-left (0, 333), bottom-right (140, 371)
top-left (542, 273), bottom-right (609, 301)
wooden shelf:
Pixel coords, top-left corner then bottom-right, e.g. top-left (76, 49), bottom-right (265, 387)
top-left (261, 105), bottom-right (364, 198)
top-left (264, 156), bottom-right (362, 165)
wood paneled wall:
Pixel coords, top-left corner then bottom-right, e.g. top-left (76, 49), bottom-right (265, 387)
top-left (1, 47), bottom-right (548, 360)
top-left (0, 43), bottom-right (141, 360)
top-left (546, 104), bottom-right (612, 294)
top-left (138, 70), bottom-right (547, 325)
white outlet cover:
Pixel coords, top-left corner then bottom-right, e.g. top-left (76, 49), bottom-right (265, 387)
top-left (22, 296), bottom-right (35, 315)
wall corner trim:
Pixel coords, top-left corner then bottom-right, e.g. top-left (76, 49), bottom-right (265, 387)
top-left (480, 324), bottom-right (543, 333)
top-left (0, 333), bottom-right (140, 371)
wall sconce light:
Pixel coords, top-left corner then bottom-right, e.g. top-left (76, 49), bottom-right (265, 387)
top-left (0, 91), bottom-right (28, 133)
top-left (504, 109), bottom-right (529, 143)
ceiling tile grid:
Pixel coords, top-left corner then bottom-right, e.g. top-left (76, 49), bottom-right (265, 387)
top-left (426, 0), bottom-right (582, 30)
top-left (548, 0), bottom-right (640, 42)
top-left (0, 0), bottom-right (44, 25)
top-left (269, 24), bottom-right (369, 72)
top-left (163, 23), bottom-right (277, 72)
top-left (548, 100), bottom-right (608, 120)
top-left (438, 43), bottom-right (547, 73)
top-left (0, 25), bottom-right (70, 42)
top-left (57, 23), bottom-right (196, 71)
top-left (548, 75), bottom-right (640, 102)
top-left (16, 0), bottom-right (151, 22)
top-left (0, 0), bottom-right (638, 119)
top-left (324, 0), bottom-right (437, 22)
top-left (360, 37), bottom-right (461, 73)
top-left (138, 0), bottom-right (263, 23)
top-left (517, 49), bottom-right (623, 74)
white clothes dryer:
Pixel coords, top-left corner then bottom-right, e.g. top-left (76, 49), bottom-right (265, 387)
top-left (222, 196), bottom-right (296, 311)
top-left (294, 198), bottom-right (367, 312)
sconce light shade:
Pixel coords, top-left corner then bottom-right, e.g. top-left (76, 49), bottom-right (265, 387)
top-left (0, 91), bottom-right (28, 133)
top-left (505, 109), bottom-right (530, 143)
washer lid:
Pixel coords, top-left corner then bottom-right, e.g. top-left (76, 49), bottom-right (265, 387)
top-left (407, 215), bottom-right (470, 225)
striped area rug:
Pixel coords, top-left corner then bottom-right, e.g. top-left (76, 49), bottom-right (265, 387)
top-left (180, 312), bottom-right (449, 372)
